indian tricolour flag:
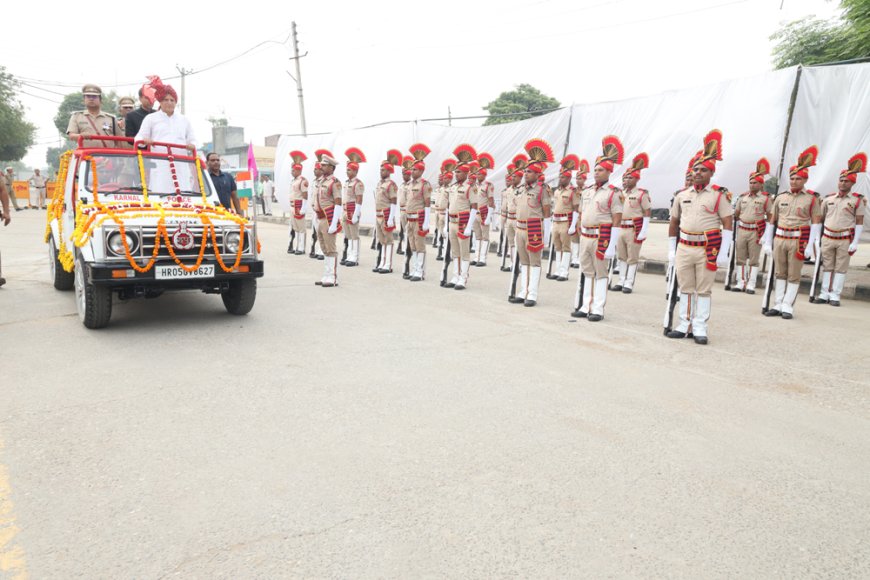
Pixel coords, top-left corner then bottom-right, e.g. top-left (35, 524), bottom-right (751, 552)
top-left (236, 170), bottom-right (253, 199)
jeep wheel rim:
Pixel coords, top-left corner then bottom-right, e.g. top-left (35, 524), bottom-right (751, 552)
top-left (74, 257), bottom-right (85, 320)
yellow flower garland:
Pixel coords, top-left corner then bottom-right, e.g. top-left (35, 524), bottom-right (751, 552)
top-left (46, 150), bottom-right (255, 274)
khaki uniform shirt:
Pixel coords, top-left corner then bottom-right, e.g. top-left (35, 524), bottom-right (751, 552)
top-left (516, 182), bottom-right (552, 221)
top-left (671, 185), bottom-right (734, 232)
top-left (66, 110), bottom-right (124, 146)
top-left (735, 192), bottom-right (768, 224)
top-left (622, 187), bottom-right (651, 220)
top-left (552, 185), bottom-right (578, 216)
top-left (406, 178), bottom-right (432, 214)
top-left (398, 181), bottom-right (411, 209)
top-left (771, 189), bottom-right (821, 228)
top-left (822, 192), bottom-right (865, 231)
top-left (343, 177), bottom-right (364, 205)
top-left (291, 176), bottom-right (309, 201)
top-left (580, 184), bottom-right (624, 228)
top-left (375, 179), bottom-right (397, 210)
top-left (476, 180), bottom-right (494, 208)
top-left (448, 181), bottom-right (477, 213)
top-left (434, 185), bottom-right (449, 211)
top-left (314, 175), bottom-right (341, 212)
top-left (29, 174), bottom-right (47, 189)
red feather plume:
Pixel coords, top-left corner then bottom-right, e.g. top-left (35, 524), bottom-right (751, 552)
top-left (757, 157), bottom-right (770, 175)
top-left (314, 149), bottom-right (333, 162)
top-left (524, 138), bottom-right (555, 163)
top-left (630, 152), bottom-right (649, 172)
top-left (442, 159), bottom-right (457, 173)
top-left (477, 152), bottom-right (495, 170)
top-left (402, 155), bottom-right (415, 170)
top-left (847, 152), bottom-right (868, 174)
top-left (289, 150), bottom-right (307, 164)
top-left (560, 154), bottom-right (580, 172)
top-left (385, 149), bottom-right (403, 166)
top-left (577, 159), bottom-right (590, 175)
top-left (601, 135), bottom-right (625, 165)
top-left (345, 147), bottom-right (366, 163)
top-left (409, 143), bottom-right (431, 161)
top-left (702, 130), bottom-right (723, 162)
top-left (453, 144), bottom-right (478, 164)
top-left (512, 153), bottom-right (529, 170)
top-left (797, 145), bottom-right (818, 170)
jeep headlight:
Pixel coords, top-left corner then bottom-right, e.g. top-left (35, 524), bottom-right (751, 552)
top-left (225, 231), bottom-right (241, 253)
top-left (107, 231), bottom-right (137, 255)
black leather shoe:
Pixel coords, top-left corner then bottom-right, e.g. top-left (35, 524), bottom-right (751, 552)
top-left (587, 314), bottom-right (603, 322)
top-left (611, 284), bottom-right (623, 291)
top-left (666, 330), bottom-right (687, 339)
top-left (764, 309), bottom-right (781, 317)
top-left (436, 255), bottom-right (444, 261)
top-left (523, 299), bottom-right (536, 307)
top-left (813, 298), bottom-right (828, 304)
top-left (287, 244), bottom-right (293, 254)
top-left (557, 276), bottom-right (568, 282)
top-left (317, 255), bottom-right (324, 260)
top-left (315, 281), bottom-right (323, 286)
top-left (621, 287), bottom-right (632, 294)
top-left (730, 287), bottom-right (743, 292)
top-left (571, 309), bottom-right (587, 318)
top-left (745, 289), bottom-right (755, 295)
top-left (830, 300), bottom-right (841, 307)
top-left (345, 262), bottom-right (357, 267)
top-left (470, 261), bottom-right (478, 266)
top-left (377, 268), bottom-right (392, 274)
top-left (476, 263), bottom-right (486, 267)
top-left (443, 282), bottom-right (455, 288)
top-left (781, 312), bottom-right (793, 319)
top-left (508, 296), bottom-right (525, 304)
top-left (500, 266), bottom-right (511, 272)
top-left (340, 259), bottom-right (347, 265)
top-left (693, 336), bottom-right (708, 345)
top-left (454, 284), bottom-right (466, 290)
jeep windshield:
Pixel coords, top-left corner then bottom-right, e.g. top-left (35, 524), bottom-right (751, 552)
top-left (82, 154), bottom-right (213, 197)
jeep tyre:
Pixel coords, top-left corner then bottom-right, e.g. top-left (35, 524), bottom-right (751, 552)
top-left (221, 278), bottom-right (257, 315)
top-left (50, 238), bottom-right (75, 290)
top-left (74, 251), bottom-right (112, 329)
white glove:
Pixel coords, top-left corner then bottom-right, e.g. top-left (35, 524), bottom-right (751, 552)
top-left (387, 203), bottom-right (397, 227)
top-left (463, 208), bottom-right (478, 238)
top-left (422, 207), bottom-right (431, 232)
top-left (300, 199), bottom-right (308, 215)
top-left (761, 222), bottom-right (774, 255)
top-left (605, 227), bottom-right (620, 259)
top-left (568, 211), bottom-right (579, 235)
top-left (717, 230), bottom-right (732, 268)
top-left (805, 223), bottom-right (822, 260)
top-left (637, 216), bottom-right (650, 241)
top-left (543, 217), bottom-right (553, 247)
top-left (328, 204), bottom-right (342, 234)
top-left (849, 224), bottom-right (863, 254)
top-left (484, 209), bottom-right (492, 226)
top-left (352, 204), bottom-right (361, 224)
top-left (668, 236), bottom-right (677, 265)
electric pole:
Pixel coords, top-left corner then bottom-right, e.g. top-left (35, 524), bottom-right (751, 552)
top-left (176, 65), bottom-right (193, 114)
top-left (289, 21), bottom-right (308, 136)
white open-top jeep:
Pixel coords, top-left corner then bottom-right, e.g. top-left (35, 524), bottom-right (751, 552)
top-left (46, 137), bottom-right (264, 328)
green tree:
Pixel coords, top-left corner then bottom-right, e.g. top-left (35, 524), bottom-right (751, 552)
top-left (482, 84), bottom-right (561, 126)
top-left (0, 67), bottom-right (37, 161)
top-left (46, 146), bottom-right (64, 172)
top-left (771, 0), bottom-right (870, 68)
top-left (53, 91), bottom-right (120, 135)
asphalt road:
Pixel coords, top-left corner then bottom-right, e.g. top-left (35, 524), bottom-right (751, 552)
top-left (1, 210), bottom-right (869, 578)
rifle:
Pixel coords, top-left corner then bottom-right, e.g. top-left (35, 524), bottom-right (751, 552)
top-left (606, 256), bottom-right (617, 290)
top-left (723, 227), bottom-right (737, 290)
top-left (397, 216), bottom-right (405, 254)
top-left (402, 237), bottom-right (412, 278)
top-left (572, 273), bottom-right (586, 315)
top-left (370, 229), bottom-right (377, 250)
top-left (309, 221), bottom-right (318, 258)
top-left (545, 236), bottom-right (556, 279)
top-left (808, 239), bottom-right (824, 302)
top-left (439, 232), bottom-right (452, 286)
top-left (497, 228), bottom-right (504, 257)
top-left (288, 229), bottom-right (296, 253)
top-left (508, 250), bottom-right (521, 301)
top-left (663, 262), bottom-right (680, 335)
top-left (341, 237), bottom-right (349, 264)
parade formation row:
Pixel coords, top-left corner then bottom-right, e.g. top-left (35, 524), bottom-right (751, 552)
top-left (282, 133), bottom-right (866, 345)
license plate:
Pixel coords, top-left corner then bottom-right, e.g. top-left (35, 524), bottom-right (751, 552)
top-left (155, 264), bottom-right (215, 279)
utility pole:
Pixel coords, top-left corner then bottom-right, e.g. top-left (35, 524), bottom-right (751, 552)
top-left (289, 21), bottom-right (308, 136)
top-left (175, 65), bottom-right (193, 114)
top-left (448, 106), bottom-right (452, 127)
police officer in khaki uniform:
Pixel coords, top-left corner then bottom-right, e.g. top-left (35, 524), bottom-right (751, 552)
top-left (815, 153), bottom-right (866, 306)
top-left (404, 144), bottom-right (433, 281)
top-left (510, 139), bottom-right (554, 307)
top-left (570, 160), bottom-right (590, 269)
top-left (288, 150), bottom-right (309, 255)
top-left (342, 147), bottom-right (366, 267)
top-left (313, 153), bottom-right (343, 287)
top-left (612, 153), bottom-right (651, 293)
top-left (550, 155), bottom-right (580, 281)
top-left (761, 146), bottom-right (823, 319)
top-left (309, 159), bottom-right (326, 260)
top-left (501, 155), bottom-right (528, 272)
top-left (66, 84), bottom-right (124, 147)
top-left (397, 158), bottom-right (413, 256)
top-left (471, 153), bottom-right (496, 266)
top-left (434, 162), bottom-right (453, 261)
top-left (445, 145), bottom-right (479, 290)
top-left (373, 150), bottom-right (401, 274)
top-left (666, 130), bottom-right (734, 344)
top-left (730, 158), bottom-right (771, 293)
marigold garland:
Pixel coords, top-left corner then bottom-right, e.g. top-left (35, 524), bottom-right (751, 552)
top-left (45, 150), bottom-right (256, 274)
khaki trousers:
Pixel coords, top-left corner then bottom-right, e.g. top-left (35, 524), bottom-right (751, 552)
top-left (773, 238), bottom-right (804, 284)
top-left (516, 228), bottom-right (542, 267)
top-left (580, 236), bottom-right (609, 279)
top-left (317, 217), bottom-right (338, 257)
top-left (676, 244), bottom-right (715, 296)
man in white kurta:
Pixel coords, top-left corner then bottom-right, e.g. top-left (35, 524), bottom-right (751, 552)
top-left (135, 81), bottom-right (196, 195)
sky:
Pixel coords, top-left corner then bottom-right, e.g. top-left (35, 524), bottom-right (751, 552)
top-left (4, 0), bottom-right (842, 169)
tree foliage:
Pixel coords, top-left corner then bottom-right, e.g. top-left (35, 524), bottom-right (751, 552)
top-left (771, 0), bottom-right (870, 68)
top-left (482, 84), bottom-right (561, 126)
top-left (0, 67), bottom-right (37, 162)
top-left (53, 91), bottom-right (120, 135)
